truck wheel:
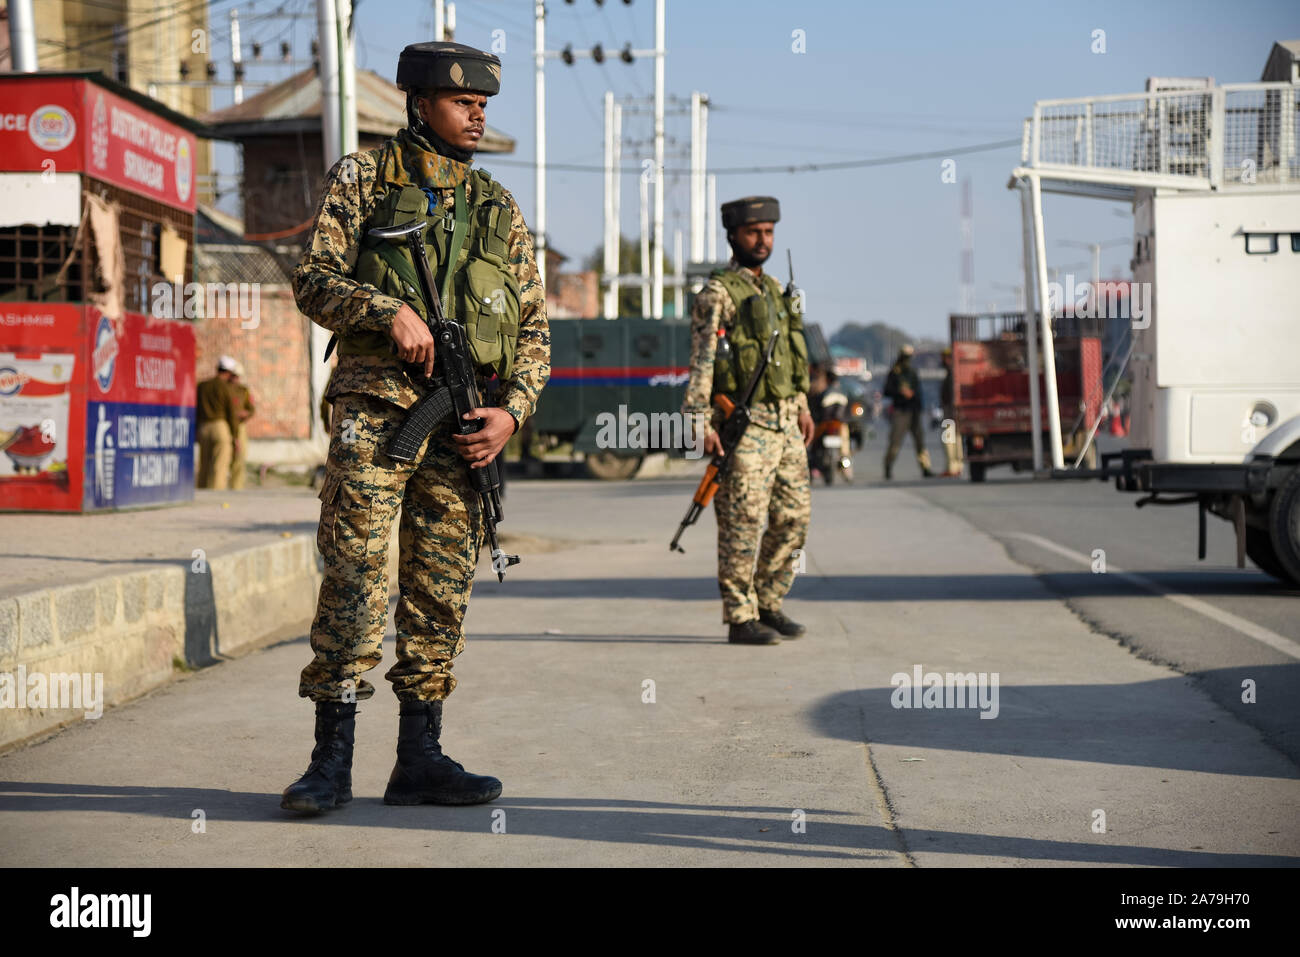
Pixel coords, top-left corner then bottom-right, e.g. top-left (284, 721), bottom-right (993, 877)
top-left (1246, 527), bottom-right (1290, 583)
top-left (584, 451), bottom-right (643, 481)
top-left (1266, 466), bottom-right (1300, 585)
top-left (969, 462), bottom-right (987, 483)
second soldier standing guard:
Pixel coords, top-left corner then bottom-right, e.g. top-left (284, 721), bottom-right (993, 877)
top-left (281, 41), bottom-right (549, 813)
top-left (682, 197), bottom-right (814, 645)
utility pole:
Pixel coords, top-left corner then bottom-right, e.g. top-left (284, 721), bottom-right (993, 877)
top-left (673, 228), bottom-right (683, 317)
top-left (651, 0), bottom-right (666, 317)
top-left (230, 10), bottom-right (244, 104)
top-left (534, 0), bottom-right (547, 288)
top-left (960, 178), bottom-right (975, 312)
top-left (316, 0), bottom-right (341, 168)
top-left (603, 92), bottom-right (623, 318)
top-left (1058, 238), bottom-right (1127, 312)
top-left (338, 0), bottom-right (358, 155)
top-left (706, 173), bottom-right (717, 261)
top-left (689, 91), bottom-right (709, 266)
top-left (639, 174), bottom-right (651, 318)
top-left (7, 0), bottom-right (37, 71)
top-left (313, 0), bottom-right (358, 451)
top-left (544, 4), bottom-right (662, 307)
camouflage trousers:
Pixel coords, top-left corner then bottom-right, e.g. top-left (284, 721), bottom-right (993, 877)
top-left (712, 413), bottom-right (811, 624)
top-left (299, 392), bottom-right (484, 704)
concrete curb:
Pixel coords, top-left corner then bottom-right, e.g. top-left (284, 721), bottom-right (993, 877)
top-left (0, 534), bottom-right (327, 752)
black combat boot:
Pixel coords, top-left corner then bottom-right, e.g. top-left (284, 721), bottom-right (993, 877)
top-left (884, 459), bottom-right (893, 480)
top-left (383, 700), bottom-right (502, 806)
top-left (281, 700), bottom-right (356, 814)
top-left (759, 608), bottom-right (806, 638)
top-left (727, 620), bottom-right (781, 645)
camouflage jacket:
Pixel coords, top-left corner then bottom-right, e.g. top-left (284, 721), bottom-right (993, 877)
top-left (682, 258), bottom-right (810, 433)
top-left (292, 132), bottom-right (550, 429)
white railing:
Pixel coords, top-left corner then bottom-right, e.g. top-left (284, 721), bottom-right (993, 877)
top-left (1021, 83), bottom-right (1298, 190)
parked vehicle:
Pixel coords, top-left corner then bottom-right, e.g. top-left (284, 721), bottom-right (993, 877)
top-left (1011, 72), bottom-right (1300, 583)
top-left (949, 312), bottom-right (1103, 482)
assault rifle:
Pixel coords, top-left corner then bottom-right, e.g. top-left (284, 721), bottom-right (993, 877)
top-left (366, 219), bottom-right (520, 582)
top-left (669, 328), bottom-right (780, 553)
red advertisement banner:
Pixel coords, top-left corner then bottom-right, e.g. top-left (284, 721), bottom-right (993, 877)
top-left (0, 304), bottom-right (87, 511)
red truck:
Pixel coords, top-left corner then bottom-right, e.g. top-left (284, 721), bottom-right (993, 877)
top-left (950, 313), bottom-right (1104, 482)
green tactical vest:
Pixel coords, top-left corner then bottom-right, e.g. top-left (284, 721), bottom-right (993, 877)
top-left (345, 165), bottom-right (520, 380)
top-left (710, 268), bottom-right (810, 404)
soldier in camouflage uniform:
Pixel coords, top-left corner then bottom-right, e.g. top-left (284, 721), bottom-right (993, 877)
top-left (281, 41), bottom-right (549, 814)
top-left (682, 197), bottom-right (814, 645)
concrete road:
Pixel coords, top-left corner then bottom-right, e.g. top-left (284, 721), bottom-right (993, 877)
top-left (1, 454), bottom-right (1296, 865)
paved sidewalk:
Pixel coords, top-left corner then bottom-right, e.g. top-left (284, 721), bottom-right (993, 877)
top-left (0, 489), bottom-right (323, 602)
top-left (1, 479), bottom-right (1297, 865)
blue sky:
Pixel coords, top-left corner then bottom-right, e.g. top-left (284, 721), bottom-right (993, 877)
top-left (216, 0), bottom-right (1299, 339)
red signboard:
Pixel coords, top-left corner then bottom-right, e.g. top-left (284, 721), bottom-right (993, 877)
top-left (0, 75), bottom-right (197, 213)
top-left (0, 304), bottom-right (196, 511)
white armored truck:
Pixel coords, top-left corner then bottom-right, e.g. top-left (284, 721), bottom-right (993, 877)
top-left (1009, 47), bottom-right (1300, 584)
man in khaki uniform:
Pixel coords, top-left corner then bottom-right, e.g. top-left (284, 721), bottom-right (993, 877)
top-left (228, 362), bottom-right (255, 489)
top-left (281, 41), bottom-right (549, 815)
top-left (681, 196), bottom-right (814, 646)
top-left (195, 356), bottom-right (240, 488)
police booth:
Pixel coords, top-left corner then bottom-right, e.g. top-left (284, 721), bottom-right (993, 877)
top-left (0, 72), bottom-right (202, 512)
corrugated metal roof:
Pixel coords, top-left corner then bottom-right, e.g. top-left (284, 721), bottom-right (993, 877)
top-left (202, 67), bottom-right (515, 153)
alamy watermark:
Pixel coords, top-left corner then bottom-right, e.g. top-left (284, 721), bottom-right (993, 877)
top-left (890, 664), bottom-right (1000, 719)
top-left (150, 281), bottom-right (260, 329)
top-left (1046, 274), bottom-right (1150, 329)
top-left (0, 666), bottom-right (104, 719)
top-left (594, 406), bottom-right (706, 459)
top-left (49, 887), bottom-right (150, 937)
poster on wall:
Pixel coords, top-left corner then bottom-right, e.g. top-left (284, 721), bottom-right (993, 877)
top-left (83, 309), bottom-right (196, 510)
top-left (0, 304), bottom-right (86, 510)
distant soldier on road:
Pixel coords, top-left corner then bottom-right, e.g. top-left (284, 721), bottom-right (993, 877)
top-left (883, 344), bottom-right (933, 480)
top-left (195, 356), bottom-right (240, 489)
top-left (282, 41), bottom-right (549, 814)
top-left (682, 196), bottom-right (814, 645)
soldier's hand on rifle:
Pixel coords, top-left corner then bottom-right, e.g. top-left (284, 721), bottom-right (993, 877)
top-left (703, 429), bottom-right (725, 458)
top-left (798, 410), bottom-right (815, 447)
top-left (390, 304), bottom-right (437, 379)
top-left (453, 407), bottom-right (516, 468)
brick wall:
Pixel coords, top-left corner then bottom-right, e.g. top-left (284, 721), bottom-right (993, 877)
top-left (191, 286), bottom-right (316, 440)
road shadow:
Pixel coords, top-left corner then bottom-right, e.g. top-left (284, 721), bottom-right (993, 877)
top-left (0, 781), bottom-right (1290, 865)
top-left (807, 669), bottom-right (1300, 779)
